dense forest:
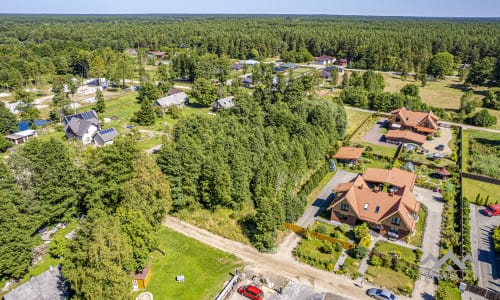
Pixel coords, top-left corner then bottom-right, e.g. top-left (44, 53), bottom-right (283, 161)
top-left (1, 15), bottom-right (500, 89)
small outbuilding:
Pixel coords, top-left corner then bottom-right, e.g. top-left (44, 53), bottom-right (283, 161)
top-left (385, 130), bottom-right (427, 146)
top-left (212, 96), bottom-right (235, 111)
top-left (94, 128), bottom-right (119, 146)
top-left (5, 129), bottom-right (38, 145)
top-left (132, 264), bottom-right (152, 291)
top-left (435, 168), bottom-right (451, 179)
top-left (333, 146), bottom-right (364, 164)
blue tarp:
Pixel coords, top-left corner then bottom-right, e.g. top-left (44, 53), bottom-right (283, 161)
top-left (18, 119), bottom-right (51, 131)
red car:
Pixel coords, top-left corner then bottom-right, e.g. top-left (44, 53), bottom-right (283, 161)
top-left (238, 284), bottom-right (264, 300)
top-left (483, 204), bottom-right (500, 217)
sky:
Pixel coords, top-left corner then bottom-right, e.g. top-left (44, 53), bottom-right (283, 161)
top-left (1, 0), bottom-right (500, 17)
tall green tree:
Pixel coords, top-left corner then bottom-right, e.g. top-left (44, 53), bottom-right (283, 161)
top-left (63, 209), bottom-right (134, 300)
top-left (0, 162), bottom-right (35, 280)
top-left (428, 52), bottom-right (455, 79)
top-left (466, 57), bottom-right (496, 86)
top-left (0, 102), bottom-right (17, 134)
top-left (468, 109), bottom-right (497, 127)
top-left (134, 96), bottom-right (155, 125)
top-left (191, 78), bottom-right (218, 106)
top-left (121, 153), bottom-right (172, 227)
top-left (113, 53), bottom-right (134, 89)
top-left (93, 89), bottom-right (106, 113)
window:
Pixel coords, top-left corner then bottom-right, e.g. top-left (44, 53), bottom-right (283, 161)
top-left (391, 216), bottom-right (401, 225)
top-left (363, 203), bottom-right (369, 210)
top-left (340, 202), bottom-right (349, 212)
top-left (375, 206), bottom-right (380, 214)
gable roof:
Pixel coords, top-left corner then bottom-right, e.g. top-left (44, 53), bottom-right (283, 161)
top-left (320, 70), bottom-right (332, 78)
top-left (385, 130), bottom-right (427, 146)
top-left (390, 107), bottom-right (439, 129)
top-left (3, 266), bottom-right (66, 300)
top-left (333, 146), bottom-right (364, 160)
top-left (213, 96), bottom-right (235, 109)
top-left (155, 92), bottom-right (188, 107)
top-left (64, 118), bottom-right (96, 137)
top-left (315, 55), bottom-right (336, 62)
top-left (133, 264), bottom-right (152, 280)
top-left (95, 128), bottom-right (119, 143)
top-left (167, 88), bottom-right (183, 96)
top-left (63, 110), bottom-right (99, 126)
top-left (329, 174), bottom-right (419, 231)
top-left (362, 167), bottom-right (416, 191)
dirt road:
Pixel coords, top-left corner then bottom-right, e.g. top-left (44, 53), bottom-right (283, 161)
top-left (164, 216), bottom-right (399, 300)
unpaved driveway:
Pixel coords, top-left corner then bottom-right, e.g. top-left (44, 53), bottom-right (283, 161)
top-left (164, 216), bottom-right (401, 300)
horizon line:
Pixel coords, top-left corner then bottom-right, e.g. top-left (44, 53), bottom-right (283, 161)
top-left (0, 13), bottom-right (499, 19)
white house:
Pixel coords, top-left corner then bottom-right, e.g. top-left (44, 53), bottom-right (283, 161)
top-left (212, 96), bottom-right (234, 111)
top-left (5, 129), bottom-right (38, 145)
top-left (63, 110), bottom-right (100, 145)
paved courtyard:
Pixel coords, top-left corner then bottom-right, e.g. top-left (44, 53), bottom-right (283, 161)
top-left (362, 118), bottom-right (397, 147)
top-left (422, 126), bottom-right (453, 155)
top-left (469, 204), bottom-right (500, 293)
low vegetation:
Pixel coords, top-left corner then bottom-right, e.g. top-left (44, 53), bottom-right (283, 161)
top-left (367, 241), bottom-right (421, 295)
top-left (462, 130), bottom-right (500, 179)
top-left (462, 178), bottom-right (500, 205)
top-left (134, 228), bottom-right (241, 300)
top-left (407, 206), bottom-right (427, 247)
top-left (493, 226), bottom-right (500, 253)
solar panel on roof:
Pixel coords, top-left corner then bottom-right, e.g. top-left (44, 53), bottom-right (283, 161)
top-left (100, 128), bottom-right (115, 135)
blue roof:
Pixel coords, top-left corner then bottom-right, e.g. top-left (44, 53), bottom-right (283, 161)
top-left (99, 128), bottom-right (115, 135)
top-left (34, 119), bottom-right (51, 127)
top-left (18, 120), bottom-right (30, 131)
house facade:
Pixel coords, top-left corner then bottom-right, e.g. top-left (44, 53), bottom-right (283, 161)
top-left (315, 55), bottom-right (336, 65)
top-left (328, 168), bottom-right (420, 240)
top-left (63, 111), bottom-right (100, 145)
top-left (388, 107), bottom-right (439, 135)
top-left (5, 129), bottom-right (38, 145)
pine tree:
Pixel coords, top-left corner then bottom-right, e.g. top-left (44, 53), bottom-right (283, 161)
top-left (93, 89), bottom-right (105, 113)
top-left (134, 96), bottom-right (155, 125)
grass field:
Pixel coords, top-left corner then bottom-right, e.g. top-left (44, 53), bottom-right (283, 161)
top-left (383, 74), bottom-right (467, 111)
top-left (135, 228), bottom-right (242, 300)
top-left (373, 241), bottom-right (417, 262)
top-left (366, 266), bottom-right (415, 295)
top-left (339, 256), bottom-right (362, 279)
top-left (294, 238), bottom-right (342, 271)
top-left (345, 108), bottom-right (372, 137)
top-left (461, 129), bottom-right (500, 178)
top-left (462, 178), bottom-right (500, 205)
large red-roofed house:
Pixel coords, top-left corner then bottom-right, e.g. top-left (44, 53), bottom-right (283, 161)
top-left (328, 168), bottom-right (420, 240)
top-left (388, 107), bottom-right (439, 135)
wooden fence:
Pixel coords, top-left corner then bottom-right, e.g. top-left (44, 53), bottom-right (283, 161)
top-left (284, 223), bottom-right (354, 250)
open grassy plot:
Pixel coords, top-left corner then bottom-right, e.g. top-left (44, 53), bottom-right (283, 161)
top-left (383, 74), bottom-right (466, 110)
top-left (338, 256), bottom-right (362, 279)
top-left (294, 237), bottom-right (342, 271)
top-left (373, 241), bottom-right (417, 261)
top-left (407, 206), bottom-right (427, 247)
top-left (137, 228), bottom-right (242, 300)
top-left (366, 266), bottom-right (415, 295)
top-left (462, 178), bottom-right (500, 205)
top-left (462, 129), bottom-right (500, 178)
top-left (437, 281), bottom-right (461, 300)
top-left (345, 108), bottom-right (372, 137)
top-left (311, 221), bottom-right (351, 242)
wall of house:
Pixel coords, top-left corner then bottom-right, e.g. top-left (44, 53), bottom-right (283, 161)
top-left (380, 213), bottom-right (410, 235)
top-left (330, 202), bottom-right (357, 226)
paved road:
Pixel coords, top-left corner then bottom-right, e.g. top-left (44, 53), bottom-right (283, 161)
top-left (469, 204), bottom-right (500, 292)
top-left (413, 187), bottom-right (444, 299)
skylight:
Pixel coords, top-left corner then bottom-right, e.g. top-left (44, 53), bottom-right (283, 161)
top-left (375, 206), bottom-right (380, 214)
top-left (364, 203), bottom-right (369, 210)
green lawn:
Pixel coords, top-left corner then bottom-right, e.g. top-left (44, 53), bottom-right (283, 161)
top-left (437, 280), bottom-right (461, 300)
top-left (311, 221), bottom-right (351, 242)
top-left (136, 228), bottom-right (242, 300)
top-left (365, 266), bottom-right (415, 295)
top-left (462, 178), bottom-right (500, 205)
top-left (407, 206), bottom-right (427, 247)
top-left (345, 108), bottom-right (372, 137)
top-left (339, 256), bottom-right (362, 279)
top-left (294, 238), bottom-right (342, 271)
top-left (373, 241), bottom-right (417, 261)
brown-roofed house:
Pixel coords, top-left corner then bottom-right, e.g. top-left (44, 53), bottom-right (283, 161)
top-left (362, 167), bottom-right (416, 191)
top-left (333, 146), bottom-right (364, 164)
top-left (385, 130), bottom-right (427, 146)
top-left (132, 264), bottom-right (152, 291)
top-left (328, 170), bottom-right (420, 240)
top-left (389, 107), bottom-right (439, 134)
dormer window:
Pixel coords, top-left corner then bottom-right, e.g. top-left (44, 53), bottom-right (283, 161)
top-left (340, 202), bottom-right (349, 212)
top-left (363, 203), bottom-right (369, 210)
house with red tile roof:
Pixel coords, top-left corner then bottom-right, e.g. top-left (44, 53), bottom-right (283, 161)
top-left (333, 146), bottom-right (364, 164)
top-left (388, 107), bottom-right (439, 135)
top-left (328, 168), bottom-right (420, 240)
top-left (385, 130), bottom-right (427, 146)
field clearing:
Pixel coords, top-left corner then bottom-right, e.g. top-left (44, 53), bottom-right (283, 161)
top-left (461, 129), bottom-right (500, 178)
top-left (462, 178), bottom-right (500, 205)
top-left (135, 228), bottom-right (242, 300)
top-left (382, 74), bottom-right (487, 111)
top-left (345, 108), bottom-right (372, 137)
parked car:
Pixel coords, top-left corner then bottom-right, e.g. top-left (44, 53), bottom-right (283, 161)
top-left (126, 124), bottom-right (136, 129)
top-left (367, 288), bottom-right (397, 300)
top-left (436, 144), bottom-right (445, 151)
top-left (238, 285), bottom-right (264, 300)
top-left (483, 204), bottom-right (500, 217)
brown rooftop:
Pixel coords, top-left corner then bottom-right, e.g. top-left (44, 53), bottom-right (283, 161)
top-left (362, 167), bottom-right (416, 191)
top-left (333, 146), bottom-right (364, 160)
top-left (133, 264), bottom-right (151, 280)
top-left (385, 130), bottom-right (427, 145)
